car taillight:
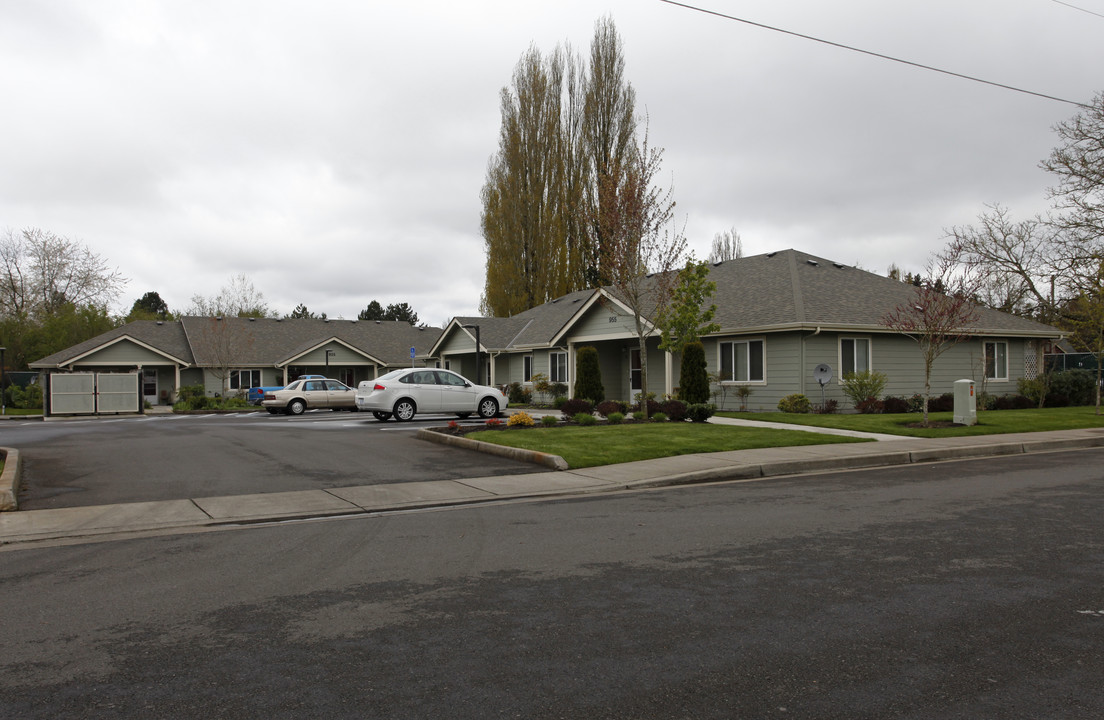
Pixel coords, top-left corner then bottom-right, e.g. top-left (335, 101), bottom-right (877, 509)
top-left (373, 383), bottom-right (386, 390)
top-left (263, 393), bottom-right (275, 400)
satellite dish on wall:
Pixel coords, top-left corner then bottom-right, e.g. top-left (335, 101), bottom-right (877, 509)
top-left (813, 363), bottom-right (833, 386)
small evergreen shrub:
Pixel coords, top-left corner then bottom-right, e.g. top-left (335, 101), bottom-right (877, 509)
top-left (992, 394), bottom-right (1034, 410)
top-left (553, 396), bottom-right (568, 409)
top-left (573, 412), bottom-right (597, 426)
top-left (686, 403), bottom-right (715, 422)
top-left (651, 411), bottom-right (668, 422)
top-left (540, 414), bottom-right (559, 427)
top-left (559, 398), bottom-right (594, 420)
top-left (928, 393), bottom-right (955, 413)
top-left (607, 412), bottom-right (624, 424)
top-left (632, 410), bottom-right (646, 421)
top-left (777, 394), bottom-right (812, 413)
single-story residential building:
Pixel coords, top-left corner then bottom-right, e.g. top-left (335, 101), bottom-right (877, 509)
top-left (31, 316), bottom-right (442, 408)
top-left (431, 249), bottom-right (1063, 411)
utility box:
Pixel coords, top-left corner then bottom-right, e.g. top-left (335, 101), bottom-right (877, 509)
top-left (953, 379), bottom-right (977, 426)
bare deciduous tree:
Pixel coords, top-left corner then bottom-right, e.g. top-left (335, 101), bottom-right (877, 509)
top-left (707, 227), bottom-right (743, 264)
top-left (188, 274), bottom-right (270, 318)
top-left (883, 259), bottom-right (981, 425)
top-left (0, 227), bottom-right (126, 319)
top-left (598, 127), bottom-right (687, 418)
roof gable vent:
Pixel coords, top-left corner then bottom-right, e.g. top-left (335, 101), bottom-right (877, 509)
top-left (806, 260), bottom-right (818, 267)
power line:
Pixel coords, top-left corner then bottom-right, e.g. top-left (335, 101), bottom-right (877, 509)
top-left (659, 0), bottom-right (1091, 109)
top-left (1051, 0), bottom-right (1104, 20)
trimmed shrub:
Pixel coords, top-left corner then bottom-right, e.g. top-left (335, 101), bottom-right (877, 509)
top-left (632, 410), bottom-right (646, 421)
top-left (596, 400), bottom-right (628, 418)
top-left (553, 396), bottom-right (568, 409)
top-left (573, 346), bottom-right (605, 404)
top-left (678, 341), bottom-right (710, 404)
top-left (855, 397), bottom-right (884, 414)
top-left (573, 412), bottom-right (597, 426)
top-left (1046, 369), bottom-right (1096, 407)
top-left (507, 411), bottom-right (535, 427)
top-left (992, 394), bottom-right (1034, 410)
top-left (540, 414), bottom-right (559, 427)
top-left (660, 399), bottom-right (688, 422)
top-left (778, 394), bottom-right (812, 413)
top-left (631, 395), bottom-right (662, 417)
top-left (881, 396), bottom-right (910, 414)
top-left (559, 398), bottom-right (594, 420)
top-left (840, 370), bottom-right (889, 411)
top-left (686, 403), bottom-right (715, 422)
top-left (814, 398), bottom-right (840, 414)
top-left (928, 393), bottom-right (955, 413)
top-left (607, 412), bottom-right (624, 424)
top-left (651, 411), bottom-right (668, 422)
top-left (507, 382), bottom-right (532, 405)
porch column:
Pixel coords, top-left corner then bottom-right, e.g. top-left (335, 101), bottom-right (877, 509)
top-left (664, 350), bottom-right (673, 399)
top-left (567, 344), bottom-right (575, 399)
top-left (173, 365), bottom-right (181, 403)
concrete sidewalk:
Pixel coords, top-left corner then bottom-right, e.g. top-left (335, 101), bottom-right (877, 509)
top-left (3, 424), bottom-right (1104, 546)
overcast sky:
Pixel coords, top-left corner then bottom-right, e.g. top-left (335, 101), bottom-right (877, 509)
top-left (3, 0), bottom-right (1102, 327)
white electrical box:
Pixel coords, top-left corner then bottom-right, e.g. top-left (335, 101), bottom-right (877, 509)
top-left (953, 379), bottom-right (977, 426)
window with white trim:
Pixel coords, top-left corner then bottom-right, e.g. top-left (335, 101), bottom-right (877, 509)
top-left (840, 338), bottom-right (871, 375)
top-left (550, 352), bottom-right (568, 383)
top-left (523, 355), bottom-right (533, 383)
top-left (719, 339), bottom-right (764, 382)
top-left (984, 341), bottom-right (1008, 381)
top-left (230, 369), bottom-right (261, 390)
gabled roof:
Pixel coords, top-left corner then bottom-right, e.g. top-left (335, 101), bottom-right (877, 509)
top-left (433, 249), bottom-right (1060, 356)
top-left (706, 249), bottom-right (1060, 336)
top-left (33, 317), bottom-right (443, 369)
top-left (31, 321), bottom-right (195, 369)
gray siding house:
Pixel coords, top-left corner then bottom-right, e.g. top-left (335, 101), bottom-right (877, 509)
top-left (431, 250), bottom-right (1062, 410)
top-left (31, 317), bottom-right (442, 406)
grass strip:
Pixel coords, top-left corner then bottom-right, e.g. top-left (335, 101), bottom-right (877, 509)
top-left (466, 423), bottom-right (868, 469)
top-left (718, 405), bottom-right (1104, 438)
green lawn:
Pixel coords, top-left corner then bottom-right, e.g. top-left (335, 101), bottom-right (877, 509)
top-left (466, 423), bottom-right (868, 469)
top-left (718, 405), bottom-right (1104, 438)
top-left (0, 408), bottom-right (42, 416)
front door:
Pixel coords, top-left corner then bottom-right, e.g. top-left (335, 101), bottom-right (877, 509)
top-left (142, 368), bottom-right (158, 405)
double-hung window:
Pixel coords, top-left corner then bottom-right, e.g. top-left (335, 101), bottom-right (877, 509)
top-left (984, 341), bottom-right (1008, 381)
top-left (840, 338), bottom-right (871, 375)
top-left (719, 339), bottom-right (764, 382)
top-left (550, 352), bottom-right (568, 383)
top-left (230, 369), bottom-right (261, 390)
top-left (523, 355), bottom-right (533, 383)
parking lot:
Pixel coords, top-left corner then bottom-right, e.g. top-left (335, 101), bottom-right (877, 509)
top-left (1, 411), bottom-right (544, 510)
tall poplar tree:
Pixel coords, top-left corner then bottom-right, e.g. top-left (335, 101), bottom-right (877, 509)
top-left (481, 16), bottom-right (639, 316)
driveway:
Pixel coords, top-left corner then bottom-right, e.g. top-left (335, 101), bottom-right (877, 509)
top-left (1, 411), bottom-right (544, 510)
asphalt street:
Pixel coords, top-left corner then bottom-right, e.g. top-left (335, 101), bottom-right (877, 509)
top-left (2, 448), bottom-right (1102, 719)
top-left (0, 411), bottom-right (544, 509)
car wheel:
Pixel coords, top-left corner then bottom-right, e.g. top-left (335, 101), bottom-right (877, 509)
top-left (287, 399), bottom-right (306, 415)
top-left (456, 412), bottom-right (472, 419)
top-left (393, 399), bottom-right (416, 422)
top-left (372, 411), bottom-right (392, 421)
top-left (477, 397), bottom-right (499, 419)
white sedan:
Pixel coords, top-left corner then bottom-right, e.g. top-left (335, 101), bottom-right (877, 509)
top-left (356, 368), bottom-right (507, 422)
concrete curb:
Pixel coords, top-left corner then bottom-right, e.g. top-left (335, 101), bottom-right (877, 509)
top-left (417, 428), bottom-right (570, 471)
top-left (0, 447), bottom-right (20, 511)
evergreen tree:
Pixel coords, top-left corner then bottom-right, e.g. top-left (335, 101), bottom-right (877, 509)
top-left (573, 345), bottom-right (605, 404)
top-left (678, 341), bottom-right (710, 405)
